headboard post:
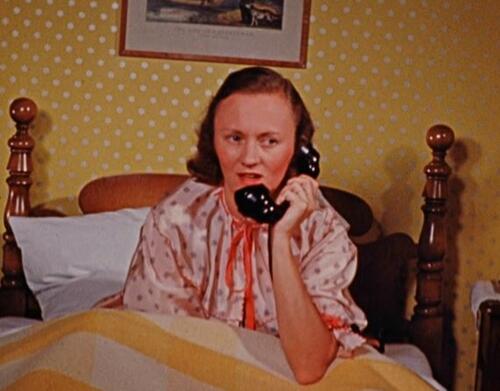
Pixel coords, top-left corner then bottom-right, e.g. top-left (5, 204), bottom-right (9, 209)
top-left (411, 124), bottom-right (454, 383)
top-left (0, 97), bottom-right (38, 317)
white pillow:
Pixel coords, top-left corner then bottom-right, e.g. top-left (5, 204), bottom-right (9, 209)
top-left (9, 207), bottom-right (149, 318)
top-left (38, 274), bottom-right (125, 320)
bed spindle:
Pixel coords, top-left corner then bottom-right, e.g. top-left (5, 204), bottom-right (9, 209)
top-left (0, 97), bottom-right (39, 317)
top-left (411, 124), bottom-right (454, 383)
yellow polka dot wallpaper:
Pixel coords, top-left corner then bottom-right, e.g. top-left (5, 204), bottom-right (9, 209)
top-left (1, 1), bottom-right (498, 389)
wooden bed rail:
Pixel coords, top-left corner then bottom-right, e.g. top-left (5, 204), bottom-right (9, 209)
top-left (411, 124), bottom-right (454, 383)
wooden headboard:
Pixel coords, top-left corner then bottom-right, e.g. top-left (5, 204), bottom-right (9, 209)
top-left (0, 97), bottom-right (455, 384)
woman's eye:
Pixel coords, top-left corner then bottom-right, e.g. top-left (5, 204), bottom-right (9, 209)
top-left (227, 134), bottom-right (241, 142)
top-left (264, 138), bottom-right (279, 146)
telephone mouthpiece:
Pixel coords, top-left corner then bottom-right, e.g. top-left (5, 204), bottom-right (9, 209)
top-left (234, 184), bottom-right (288, 224)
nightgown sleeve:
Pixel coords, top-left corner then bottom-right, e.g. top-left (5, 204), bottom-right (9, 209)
top-left (299, 205), bottom-right (367, 353)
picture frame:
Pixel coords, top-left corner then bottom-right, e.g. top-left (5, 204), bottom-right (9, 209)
top-left (119, 1), bottom-right (311, 68)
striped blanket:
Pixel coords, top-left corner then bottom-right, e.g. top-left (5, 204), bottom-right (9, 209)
top-left (0, 309), bottom-right (435, 390)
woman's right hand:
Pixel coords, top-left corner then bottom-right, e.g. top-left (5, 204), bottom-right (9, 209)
top-left (273, 174), bottom-right (320, 237)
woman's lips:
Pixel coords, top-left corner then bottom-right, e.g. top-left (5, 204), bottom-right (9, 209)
top-left (238, 173), bottom-right (263, 186)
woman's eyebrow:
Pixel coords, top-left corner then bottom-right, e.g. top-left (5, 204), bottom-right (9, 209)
top-left (216, 129), bottom-right (281, 137)
top-left (218, 127), bottom-right (243, 134)
top-left (258, 131), bottom-right (281, 138)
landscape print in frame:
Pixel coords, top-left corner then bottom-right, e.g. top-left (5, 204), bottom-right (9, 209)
top-left (119, 0), bottom-right (311, 68)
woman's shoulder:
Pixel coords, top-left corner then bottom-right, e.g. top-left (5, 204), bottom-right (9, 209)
top-left (156, 177), bottom-right (216, 206)
top-left (150, 177), bottom-right (221, 227)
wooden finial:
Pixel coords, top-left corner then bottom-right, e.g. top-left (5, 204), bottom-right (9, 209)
top-left (427, 124), bottom-right (455, 152)
top-left (10, 97), bottom-right (37, 124)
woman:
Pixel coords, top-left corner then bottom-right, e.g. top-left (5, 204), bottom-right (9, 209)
top-left (98, 67), bottom-right (367, 384)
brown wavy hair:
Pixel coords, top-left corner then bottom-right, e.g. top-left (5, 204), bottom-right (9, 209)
top-left (187, 66), bottom-right (315, 185)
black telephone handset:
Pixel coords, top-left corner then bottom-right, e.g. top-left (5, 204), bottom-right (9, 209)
top-left (234, 144), bottom-right (320, 224)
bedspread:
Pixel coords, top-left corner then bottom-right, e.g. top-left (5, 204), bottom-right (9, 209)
top-left (0, 309), bottom-right (435, 390)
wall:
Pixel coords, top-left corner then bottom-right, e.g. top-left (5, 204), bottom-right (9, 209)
top-left (1, 1), bottom-right (498, 389)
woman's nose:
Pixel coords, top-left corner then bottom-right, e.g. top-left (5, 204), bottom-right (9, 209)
top-left (241, 142), bottom-right (259, 166)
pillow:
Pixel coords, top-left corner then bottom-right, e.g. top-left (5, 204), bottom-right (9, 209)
top-left (38, 274), bottom-right (125, 320)
top-left (9, 207), bottom-right (149, 319)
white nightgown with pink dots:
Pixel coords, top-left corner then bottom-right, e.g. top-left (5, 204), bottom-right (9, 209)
top-left (106, 178), bottom-right (367, 352)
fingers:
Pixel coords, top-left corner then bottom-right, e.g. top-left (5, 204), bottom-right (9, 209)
top-left (277, 175), bottom-right (319, 208)
top-left (273, 176), bottom-right (320, 234)
top-left (365, 337), bottom-right (381, 349)
top-left (338, 349), bottom-right (354, 358)
top-left (276, 175), bottom-right (319, 213)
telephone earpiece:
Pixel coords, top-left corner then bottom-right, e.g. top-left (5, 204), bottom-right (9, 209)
top-left (294, 143), bottom-right (320, 180)
top-left (234, 143), bottom-right (320, 224)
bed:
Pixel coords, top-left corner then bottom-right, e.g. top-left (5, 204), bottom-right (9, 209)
top-left (0, 97), bottom-right (454, 390)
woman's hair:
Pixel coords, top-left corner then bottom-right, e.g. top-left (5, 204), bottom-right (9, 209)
top-left (187, 66), bottom-right (315, 185)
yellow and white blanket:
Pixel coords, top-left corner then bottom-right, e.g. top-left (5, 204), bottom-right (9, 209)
top-left (0, 309), bottom-right (435, 390)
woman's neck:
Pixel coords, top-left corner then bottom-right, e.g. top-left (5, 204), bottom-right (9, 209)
top-left (222, 186), bottom-right (245, 221)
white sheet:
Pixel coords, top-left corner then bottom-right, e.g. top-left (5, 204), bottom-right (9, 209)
top-left (0, 316), bottom-right (41, 337)
top-left (385, 343), bottom-right (446, 390)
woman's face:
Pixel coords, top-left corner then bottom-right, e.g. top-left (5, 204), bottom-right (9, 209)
top-left (214, 92), bottom-right (296, 212)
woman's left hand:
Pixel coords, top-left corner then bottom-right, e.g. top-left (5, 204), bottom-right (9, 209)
top-left (273, 175), bottom-right (320, 236)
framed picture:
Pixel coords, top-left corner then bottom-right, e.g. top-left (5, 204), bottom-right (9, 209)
top-left (119, 0), bottom-right (311, 68)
